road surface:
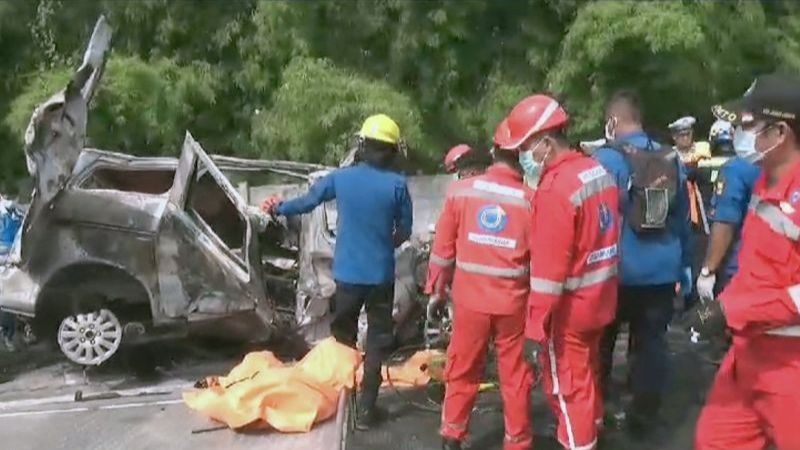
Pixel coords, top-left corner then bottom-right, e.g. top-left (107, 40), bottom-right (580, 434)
top-left (0, 339), bottom-right (349, 450)
top-left (349, 326), bottom-right (717, 450)
top-left (0, 327), bottom-right (717, 450)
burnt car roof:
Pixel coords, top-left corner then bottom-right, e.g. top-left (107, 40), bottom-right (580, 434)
top-left (74, 148), bottom-right (332, 181)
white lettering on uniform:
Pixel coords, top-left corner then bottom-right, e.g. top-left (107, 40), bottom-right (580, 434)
top-left (586, 244), bottom-right (617, 265)
top-left (468, 232), bottom-right (517, 249)
top-left (577, 166), bottom-right (607, 184)
top-left (473, 180), bottom-right (525, 199)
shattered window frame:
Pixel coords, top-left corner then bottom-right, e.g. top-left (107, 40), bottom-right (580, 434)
top-left (73, 162), bottom-right (177, 195)
top-left (184, 158), bottom-right (251, 274)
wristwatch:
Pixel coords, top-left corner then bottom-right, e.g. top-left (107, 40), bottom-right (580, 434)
top-left (700, 267), bottom-right (713, 277)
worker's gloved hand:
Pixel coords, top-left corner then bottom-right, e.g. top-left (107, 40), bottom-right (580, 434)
top-left (260, 195), bottom-right (283, 215)
top-left (696, 272), bottom-right (716, 304)
top-left (524, 339), bottom-right (543, 371)
top-left (426, 294), bottom-right (445, 324)
top-left (682, 299), bottom-right (727, 343)
top-left (679, 266), bottom-right (693, 299)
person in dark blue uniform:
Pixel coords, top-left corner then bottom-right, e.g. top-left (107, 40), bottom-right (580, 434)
top-left (262, 114), bottom-right (413, 430)
top-left (696, 136), bottom-right (761, 301)
top-left (596, 90), bottom-right (692, 436)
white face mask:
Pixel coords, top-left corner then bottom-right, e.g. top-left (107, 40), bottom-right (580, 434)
top-left (733, 125), bottom-right (778, 164)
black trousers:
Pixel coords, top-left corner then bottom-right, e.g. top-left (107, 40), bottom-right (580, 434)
top-left (330, 281), bottom-right (394, 411)
top-left (600, 284), bottom-right (674, 414)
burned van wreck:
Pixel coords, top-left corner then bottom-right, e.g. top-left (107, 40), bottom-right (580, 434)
top-left (0, 16), bottom-right (449, 366)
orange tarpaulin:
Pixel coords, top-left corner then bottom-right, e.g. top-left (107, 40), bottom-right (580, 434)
top-left (355, 349), bottom-right (446, 388)
top-left (183, 337), bottom-right (361, 433)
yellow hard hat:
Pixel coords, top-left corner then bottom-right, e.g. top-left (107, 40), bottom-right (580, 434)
top-left (358, 114), bottom-right (401, 145)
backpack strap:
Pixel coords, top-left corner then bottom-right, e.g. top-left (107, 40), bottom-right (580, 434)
top-left (602, 139), bottom-right (638, 190)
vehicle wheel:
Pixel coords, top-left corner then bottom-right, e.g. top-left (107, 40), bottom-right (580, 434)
top-left (57, 308), bottom-right (122, 366)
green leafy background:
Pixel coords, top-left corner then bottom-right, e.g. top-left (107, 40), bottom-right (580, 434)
top-left (0, 0), bottom-right (796, 190)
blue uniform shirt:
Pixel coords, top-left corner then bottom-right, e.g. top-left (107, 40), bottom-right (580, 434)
top-left (594, 131), bottom-right (692, 286)
top-left (708, 157), bottom-right (760, 277)
top-left (276, 163), bottom-right (413, 285)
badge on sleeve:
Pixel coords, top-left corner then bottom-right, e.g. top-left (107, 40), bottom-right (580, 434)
top-left (715, 179), bottom-right (726, 196)
top-left (599, 203), bottom-right (612, 233)
top-left (790, 190), bottom-right (800, 205)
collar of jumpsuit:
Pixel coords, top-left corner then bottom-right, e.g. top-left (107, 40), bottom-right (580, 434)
top-left (755, 158), bottom-right (800, 202)
top-left (539, 149), bottom-right (583, 180)
top-left (486, 161), bottom-right (523, 182)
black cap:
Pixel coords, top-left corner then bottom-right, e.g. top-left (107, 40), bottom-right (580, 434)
top-left (712, 73), bottom-right (800, 126)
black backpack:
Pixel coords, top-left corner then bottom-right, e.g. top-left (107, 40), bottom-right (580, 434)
top-left (606, 139), bottom-right (679, 234)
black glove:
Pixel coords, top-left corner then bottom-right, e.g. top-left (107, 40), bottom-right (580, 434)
top-left (426, 295), bottom-right (445, 323)
top-left (682, 299), bottom-right (727, 342)
top-left (524, 339), bottom-right (543, 367)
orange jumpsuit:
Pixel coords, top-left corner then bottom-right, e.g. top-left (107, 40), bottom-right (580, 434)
top-left (696, 160), bottom-right (800, 450)
top-left (527, 151), bottom-right (620, 450)
top-left (426, 163), bottom-right (534, 450)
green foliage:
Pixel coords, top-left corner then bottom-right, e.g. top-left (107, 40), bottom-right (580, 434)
top-left (7, 56), bottom-right (220, 156)
top-left (88, 56), bottom-right (220, 155)
top-left (5, 68), bottom-right (71, 138)
top-left (251, 57), bottom-right (427, 165)
top-left (0, 0), bottom-right (797, 187)
top-left (548, 0), bottom-right (777, 139)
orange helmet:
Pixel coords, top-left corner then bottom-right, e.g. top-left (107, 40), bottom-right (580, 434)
top-left (497, 94), bottom-right (569, 150)
top-left (444, 144), bottom-right (473, 173)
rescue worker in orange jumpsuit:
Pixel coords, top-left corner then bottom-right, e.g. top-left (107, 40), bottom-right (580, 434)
top-left (444, 144), bottom-right (486, 180)
top-left (688, 73), bottom-right (800, 450)
top-left (426, 120), bottom-right (534, 450)
top-left (502, 95), bottom-right (620, 450)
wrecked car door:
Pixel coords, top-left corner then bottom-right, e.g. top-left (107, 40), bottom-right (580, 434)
top-left (17, 16), bottom-right (111, 263)
top-left (155, 133), bottom-right (271, 329)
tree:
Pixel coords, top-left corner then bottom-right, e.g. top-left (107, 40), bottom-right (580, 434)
top-left (8, 56), bottom-right (220, 156)
top-left (250, 57), bottom-right (429, 166)
top-left (547, 1), bottom-right (776, 139)
top-left (0, 0), bottom-right (798, 189)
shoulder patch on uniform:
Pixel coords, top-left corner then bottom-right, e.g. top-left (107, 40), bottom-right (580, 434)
top-left (599, 203), bottom-right (613, 233)
top-left (472, 179), bottom-right (525, 199)
top-left (790, 190), bottom-right (800, 205)
top-left (715, 179), bottom-right (725, 196)
top-left (577, 166), bottom-right (607, 184)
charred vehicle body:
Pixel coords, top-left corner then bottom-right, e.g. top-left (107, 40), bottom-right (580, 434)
top-left (0, 17), bottom-right (449, 366)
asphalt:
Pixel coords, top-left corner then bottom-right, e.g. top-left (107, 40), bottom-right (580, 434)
top-left (349, 326), bottom-right (717, 450)
top-left (0, 391), bottom-right (347, 450)
top-left (0, 338), bottom-right (347, 450)
top-left (0, 326), bottom-right (718, 450)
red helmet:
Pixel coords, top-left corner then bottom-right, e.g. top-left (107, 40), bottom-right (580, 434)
top-left (493, 119), bottom-right (511, 149)
top-left (498, 94), bottom-right (569, 150)
top-left (444, 144), bottom-right (473, 173)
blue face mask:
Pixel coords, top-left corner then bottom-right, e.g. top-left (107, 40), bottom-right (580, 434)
top-left (518, 150), bottom-right (540, 177)
top-left (518, 140), bottom-right (549, 186)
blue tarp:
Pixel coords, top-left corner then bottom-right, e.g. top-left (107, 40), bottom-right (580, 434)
top-left (0, 204), bottom-right (22, 254)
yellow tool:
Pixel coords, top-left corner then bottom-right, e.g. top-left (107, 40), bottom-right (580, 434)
top-left (478, 382), bottom-right (497, 392)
